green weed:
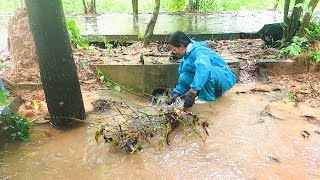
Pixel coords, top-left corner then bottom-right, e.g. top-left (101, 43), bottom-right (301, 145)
top-left (0, 107), bottom-right (34, 142)
top-left (287, 92), bottom-right (297, 101)
top-left (66, 19), bottom-right (89, 48)
top-left (0, 90), bottom-right (9, 106)
top-left (305, 19), bottom-right (320, 41)
top-left (280, 36), bottom-right (308, 56)
top-left (308, 51), bottom-right (320, 62)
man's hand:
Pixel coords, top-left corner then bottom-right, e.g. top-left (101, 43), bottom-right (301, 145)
top-left (181, 90), bottom-right (197, 108)
top-left (167, 93), bottom-right (180, 105)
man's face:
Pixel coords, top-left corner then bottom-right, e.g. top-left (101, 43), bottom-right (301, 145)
top-left (170, 45), bottom-right (186, 56)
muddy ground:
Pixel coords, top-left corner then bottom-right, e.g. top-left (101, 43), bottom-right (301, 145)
top-left (0, 38), bottom-right (319, 120)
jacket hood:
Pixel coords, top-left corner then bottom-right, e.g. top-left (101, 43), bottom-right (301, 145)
top-left (185, 39), bottom-right (207, 56)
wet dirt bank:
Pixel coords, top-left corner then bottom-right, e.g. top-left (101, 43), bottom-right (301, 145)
top-left (1, 83), bottom-right (319, 179)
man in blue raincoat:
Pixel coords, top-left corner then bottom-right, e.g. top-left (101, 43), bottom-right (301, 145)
top-left (167, 31), bottom-right (236, 108)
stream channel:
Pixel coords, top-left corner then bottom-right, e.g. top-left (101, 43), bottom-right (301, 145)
top-left (1, 84), bottom-right (320, 179)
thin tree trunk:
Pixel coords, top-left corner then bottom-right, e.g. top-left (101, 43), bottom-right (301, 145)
top-left (132, 0), bottom-right (138, 15)
top-left (195, 0), bottom-right (200, 10)
top-left (188, 0), bottom-right (195, 11)
top-left (93, 0), bottom-right (96, 14)
top-left (284, 0), bottom-right (291, 22)
top-left (283, 0), bottom-right (291, 38)
top-left (285, 0), bottom-right (304, 41)
top-left (87, 0), bottom-right (97, 15)
top-left (25, 0), bottom-right (86, 128)
top-left (82, 0), bottom-right (88, 14)
top-left (297, 0), bottom-right (319, 36)
top-left (273, 0), bottom-right (279, 9)
top-left (143, 0), bottom-right (160, 47)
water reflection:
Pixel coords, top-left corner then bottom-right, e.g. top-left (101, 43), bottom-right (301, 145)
top-left (0, 11), bottom-right (283, 50)
top-left (71, 10), bottom-right (283, 35)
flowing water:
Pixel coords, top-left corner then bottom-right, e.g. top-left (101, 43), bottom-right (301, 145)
top-left (1, 84), bottom-right (320, 179)
top-left (0, 10), bottom-right (284, 51)
top-left (74, 10), bottom-right (283, 35)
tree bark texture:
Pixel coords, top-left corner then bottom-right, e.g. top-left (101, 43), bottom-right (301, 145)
top-left (188, 0), bottom-right (196, 10)
top-left (25, 0), bottom-right (86, 128)
top-left (297, 0), bottom-right (319, 36)
top-left (285, 0), bottom-right (304, 41)
top-left (273, 0), bottom-right (279, 9)
top-left (132, 0), bottom-right (138, 15)
top-left (283, 0), bottom-right (291, 39)
top-left (283, 0), bottom-right (290, 23)
top-left (143, 0), bottom-right (160, 47)
top-left (87, 0), bottom-right (97, 15)
top-left (82, 0), bottom-right (88, 14)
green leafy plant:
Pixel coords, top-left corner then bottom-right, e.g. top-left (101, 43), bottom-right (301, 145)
top-left (280, 36), bottom-right (308, 56)
top-left (138, 33), bottom-right (145, 40)
top-left (162, 0), bottom-right (187, 12)
top-left (0, 107), bottom-right (34, 142)
top-left (0, 90), bottom-right (9, 106)
top-left (95, 68), bottom-right (121, 92)
top-left (105, 43), bottom-right (113, 52)
top-left (96, 68), bottom-right (105, 83)
top-left (308, 51), bottom-right (320, 62)
top-left (295, 2), bottom-right (313, 16)
top-left (0, 63), bottom-right (9, 106)
top-left (305, 19), bottom-right (320, 40)
top-left (66, 19), bottom-right (89, 48)
top-left (287, 92), bottom-right (297, 101)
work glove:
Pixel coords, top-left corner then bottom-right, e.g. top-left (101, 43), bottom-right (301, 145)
top-left (167, 93), bottom-right (180, 105)
top-left (181, 90), bottom-right (197, 108)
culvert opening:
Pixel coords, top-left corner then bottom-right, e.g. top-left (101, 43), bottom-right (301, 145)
top-left (150, 88), bottom-right (168, 105)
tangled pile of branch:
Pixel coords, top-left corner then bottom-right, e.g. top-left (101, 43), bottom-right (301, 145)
top-left (93, 98), bottom-right (209, 153)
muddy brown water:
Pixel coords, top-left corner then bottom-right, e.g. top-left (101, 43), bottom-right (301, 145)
top-left (1, 84), bottom-right (320, 179)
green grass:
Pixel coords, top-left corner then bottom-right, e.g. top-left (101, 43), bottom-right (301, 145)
top-left (0, 0), bottom-right (309, 14)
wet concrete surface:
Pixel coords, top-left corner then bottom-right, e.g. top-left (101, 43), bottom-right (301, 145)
top-left (1, 84), bottom-right (319, 179)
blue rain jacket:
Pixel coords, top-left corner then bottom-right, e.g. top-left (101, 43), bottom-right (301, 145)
top-left (173, 39), bottom-right (236, 101)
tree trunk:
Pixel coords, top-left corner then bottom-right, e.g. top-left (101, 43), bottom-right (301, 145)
top-left (285, 0), bottom-right (304, 41)
top-left (283, 0), bottom-right (291, 38)
top-left (93, 0), bottom-right (96, 14)
top-left (143, 0), bottom-right (160, 47)
top-left (195, 0), bottom-right (200, 10)
top-left (82, 0), bottom-right (88, 14)
top-left (273, 0), bottom-right (279, 9)
top-left (132, 0), bottom-right (138, 15)
top-left (87, 0), bottom-right (97, 15)
top-left (284, 0), bottom-right (291, 23)
top-left (25, 0), bottom-right (86, 128)
top-left (297, 0), bottom-right (319, 36)
top-left (188, 0), bottom-right (195, 11)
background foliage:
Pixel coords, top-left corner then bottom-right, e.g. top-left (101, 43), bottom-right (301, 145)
top-left (0, 0), bottom-right (296, 14)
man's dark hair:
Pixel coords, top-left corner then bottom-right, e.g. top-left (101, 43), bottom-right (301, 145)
top-left (168, 31), bottom-right (191, 48)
